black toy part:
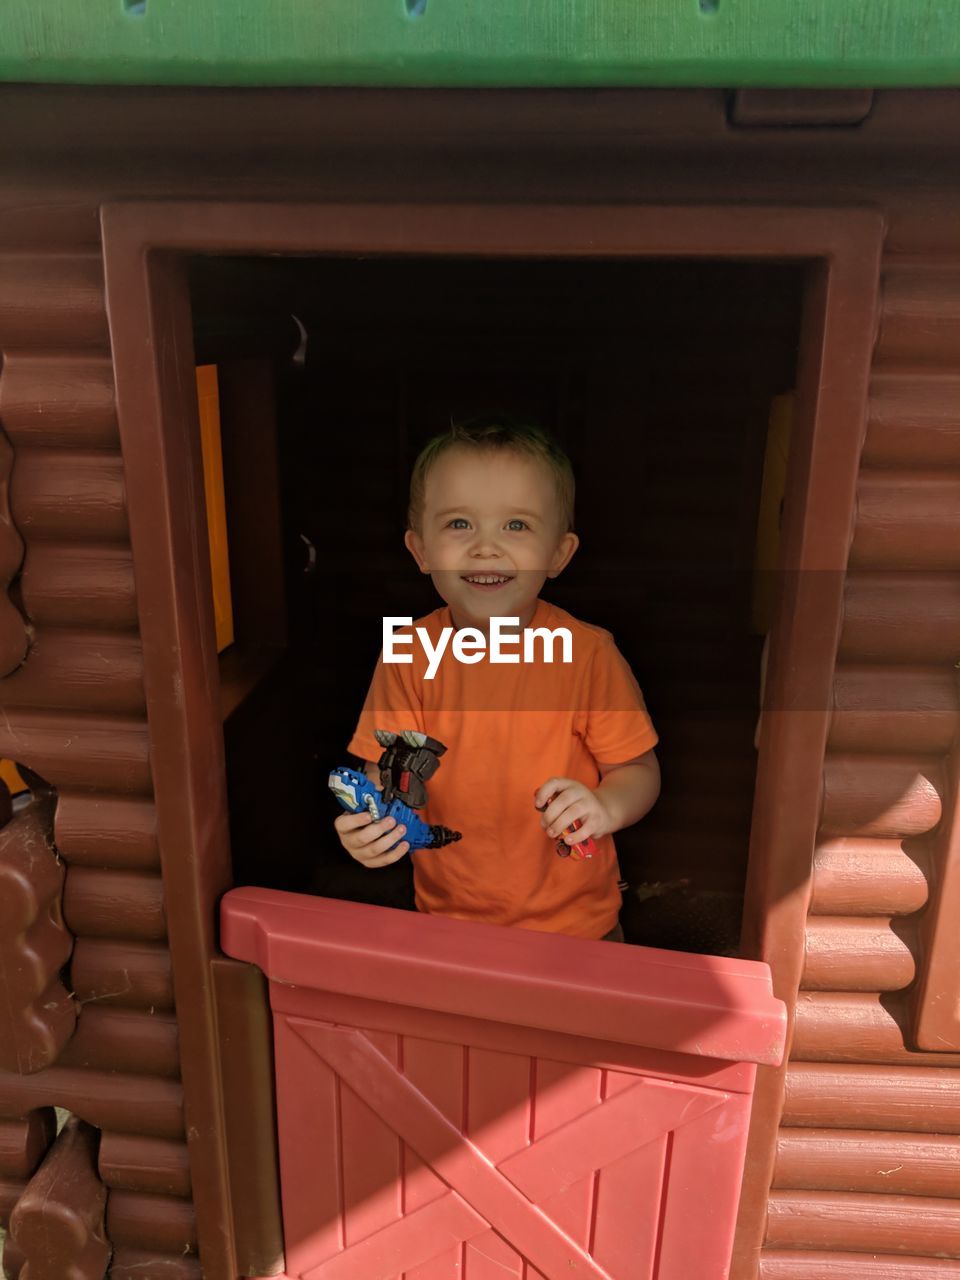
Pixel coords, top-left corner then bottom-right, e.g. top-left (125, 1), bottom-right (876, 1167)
top-left (374, 728), bottom-right (448, 809)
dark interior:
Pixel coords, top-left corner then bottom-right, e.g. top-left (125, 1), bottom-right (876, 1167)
top-left (189, 255), bottom-right (804, 955)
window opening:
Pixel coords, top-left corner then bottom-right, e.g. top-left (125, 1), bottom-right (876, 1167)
top-left (189, 255), bottom-right (804, 952)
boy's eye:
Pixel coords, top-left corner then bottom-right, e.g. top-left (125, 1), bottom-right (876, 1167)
top-left (444, 517), bottom-right (529, 531)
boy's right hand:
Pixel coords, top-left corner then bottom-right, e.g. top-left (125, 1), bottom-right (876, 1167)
top-left (334, 761), bottom-right (410, 867)
top-left (334, 810), bottom-right (410, 868)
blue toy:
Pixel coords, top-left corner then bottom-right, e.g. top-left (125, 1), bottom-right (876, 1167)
top-left (329, 729), bottom-right (461, 852)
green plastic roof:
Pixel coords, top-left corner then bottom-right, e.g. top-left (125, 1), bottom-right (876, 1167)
top-left (1, 0), bottom-right (958, 87)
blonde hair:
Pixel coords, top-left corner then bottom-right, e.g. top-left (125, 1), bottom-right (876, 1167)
top-left (407, 418), bottom-right (575, 534)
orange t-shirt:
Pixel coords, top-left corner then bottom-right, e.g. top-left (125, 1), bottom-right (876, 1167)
top-left (347, 598), bottom-right (658, 939)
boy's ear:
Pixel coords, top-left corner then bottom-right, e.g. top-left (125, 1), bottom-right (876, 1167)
top-left (546, 531), bottom-right (579, 578)
top-left (404, 528), bottom-right (430, 574)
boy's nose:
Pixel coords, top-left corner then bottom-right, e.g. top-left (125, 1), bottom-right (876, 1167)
top-left (468, 535), bottom-right (504, 558)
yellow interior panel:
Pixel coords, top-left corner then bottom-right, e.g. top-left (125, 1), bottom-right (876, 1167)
top-left (196, 364), bottom-right (235, 653)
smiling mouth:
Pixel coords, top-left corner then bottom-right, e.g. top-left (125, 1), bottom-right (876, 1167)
top-left (461, 573), bottom-right (515, 588)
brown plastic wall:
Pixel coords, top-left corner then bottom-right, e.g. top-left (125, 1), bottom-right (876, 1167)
top-left (0, 245), bottom-right (197, 1274)
top-left (0, 85), bottom-right (957, 1279)
top-left (754, 259), bottom-right (960, 1272)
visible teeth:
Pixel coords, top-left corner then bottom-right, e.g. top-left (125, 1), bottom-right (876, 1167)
top-left (464, 574), bottom-right (511, 584)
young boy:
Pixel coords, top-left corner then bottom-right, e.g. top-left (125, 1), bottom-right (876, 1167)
top-left (335, 421), bottom-right (660, 941)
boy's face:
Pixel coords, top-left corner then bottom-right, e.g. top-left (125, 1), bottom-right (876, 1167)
top-left (404, 446), bottom-right (579, 631)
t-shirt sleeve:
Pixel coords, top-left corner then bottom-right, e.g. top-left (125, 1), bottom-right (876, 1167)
top-left (580, 634), bottom-right (659, 764)
top-left (346, 644), bottom-right (426, 764)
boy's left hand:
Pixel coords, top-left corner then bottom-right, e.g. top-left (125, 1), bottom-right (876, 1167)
top-left (534, 778), bottom-right (614, 845)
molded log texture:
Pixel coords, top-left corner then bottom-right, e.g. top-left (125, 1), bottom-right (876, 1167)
top-left (0, 711), bottom-right (151, 794)
top-left (98, 1132), bottom-right (191, 1198)
top-left (876, 264), bottom-right (960, 367)
top-left (0, 353), bottom-right (119, 450)
top-left (783, 1063), bottom-right (960, 1134)
top-left (0, 1110), bottom-right (56, 1180)
top-left (11, 448), bottom-right (127, 543)
top-left (0, 254), bottom-right (109, 350)
top-left (820, 756), bottom-right (943, 840)
top-left (864, 373), bottom-right (960, 468)
top-left (54, 793), bottom-right (160, 875)
top-left (761, 1252), bottom-right (960, 1279)
top-left (851, 473), bottom-right (960, 571)
top-left (71, 938), bottom-right (174, 1011)
top-left (802, 917), bottom-right (917, 992)
top-left (0, 793), bottom-right (76, 1073)
top-left (63, 868), bottom-right (166, 941)
top-left (0, 629), bottom-right (145, 716)
top-left (810, 840), bottom-right (929, 917)
top-left (765, 1189), bottom-right (960, 1257)
top-left (20, 543), bottom-right (138, 630)
top-left (106, 1190), bottom-right (198, 1255)
top-left (59, 1006), bottom-right (181, 1079)
top-left (775, 1127), bottom-right (960, 1198)
top-left (110, 1250), bottom-right (203, 1280)
top-left (840, 572), bottom-right (960, 664)
top-left (0, 1066), bottom-right (184, 1139)
top-left (54, 793), bottom-right (160, 871)
top-left (793, 993), bottom-right (960, 1066)
top-left (0, 264), bottom-right (187, 1268)
top-left (8, 1115), bottom-right (110, 1280)
top-left (828, 665), bottom-right (958, 756)
top-left (762, 250), bottom-right (960, 1278)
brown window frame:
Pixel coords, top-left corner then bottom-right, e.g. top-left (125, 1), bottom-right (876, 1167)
top-left (912, 735), bottom-right (960, 1050)
top-left (101, 202), bottom-right (882, 1279)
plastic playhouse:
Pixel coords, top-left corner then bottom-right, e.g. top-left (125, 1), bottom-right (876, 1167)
top-left (0, 6), bottom-right (958, 1279)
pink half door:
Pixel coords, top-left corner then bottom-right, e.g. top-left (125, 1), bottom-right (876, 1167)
top-left (221, 888), bottom-right (786, 1280)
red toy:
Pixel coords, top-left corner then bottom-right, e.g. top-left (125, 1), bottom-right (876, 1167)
top-left (556, 816), bottom-right (596, 860)
top-left (537, 793), bottom-right (598, 859)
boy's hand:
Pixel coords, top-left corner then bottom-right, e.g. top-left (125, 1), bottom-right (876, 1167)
top-left (334, 810), bottom-right (410, 868)
top-left (333, 758), bottom-right (409, 868)
top-left (534, 778), bottom-right (615, 845)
